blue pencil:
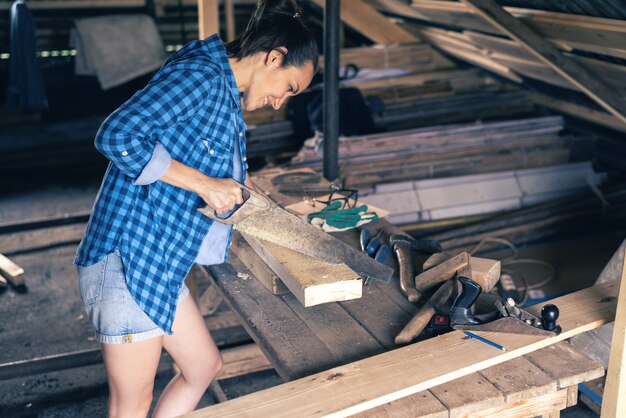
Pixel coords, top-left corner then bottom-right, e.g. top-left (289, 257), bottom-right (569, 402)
top-left (463, 331), bottom-right (506, 351)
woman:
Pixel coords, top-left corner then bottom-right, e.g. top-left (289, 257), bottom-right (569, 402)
top-left (74, 1), bottom-right (318, 416)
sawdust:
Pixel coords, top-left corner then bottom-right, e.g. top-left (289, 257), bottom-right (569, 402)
top-left (235, 207), bottom-right (325, 259)
top-left (234, 206), bottom-right (393, 282)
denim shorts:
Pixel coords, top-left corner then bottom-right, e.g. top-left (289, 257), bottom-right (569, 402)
top-left (77, 251), bottom-right (189, 344)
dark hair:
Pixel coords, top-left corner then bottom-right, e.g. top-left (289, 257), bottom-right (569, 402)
top-left (226, 0), bottom-right (319, 71)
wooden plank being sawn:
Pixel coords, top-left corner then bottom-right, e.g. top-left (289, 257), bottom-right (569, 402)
top-left (184, 280), bottom-right (618, 417)
top-left (240, 232), bottom-right (362, 307)
top-left (230, 231), bottom-right (289, 295)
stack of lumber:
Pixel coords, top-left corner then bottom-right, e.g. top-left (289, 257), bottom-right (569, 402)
top-left (243, 42), bottom-right (450, 127)
top-left (289, 116), bottom-right (582, 189)
top-left (344, 68), bottom-right (498, 105)
top-left (420, 182), bottom-right (626, 252)
top-left (318, 42), bottom-right (439, 74)
top-left (360, 161), bottom-right (605, 226)
top-left (375, 89), bottom-right (534, 130)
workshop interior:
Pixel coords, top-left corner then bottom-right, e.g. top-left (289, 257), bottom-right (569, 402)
top-left (1, 0), bottom-right (626, 417)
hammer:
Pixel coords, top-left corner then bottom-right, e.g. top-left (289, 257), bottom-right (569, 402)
top-left (395, 261), bottom-right (472, 344)
top-left (389, 235), bottom-right (442, 303)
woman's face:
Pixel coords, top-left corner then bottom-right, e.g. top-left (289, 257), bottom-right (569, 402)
top-left (243, 50), bottom-right (315, 112)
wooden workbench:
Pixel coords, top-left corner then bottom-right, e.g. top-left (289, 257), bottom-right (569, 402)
top-left (204, 168), bottom-right (604, 417)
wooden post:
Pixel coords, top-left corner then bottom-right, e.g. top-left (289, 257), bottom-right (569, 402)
top-left (462, 0), bottom-right (626, 125)
top-left (601, 247), bottom-right (626, 417)
top-left (198, 0), bottom-right (219, 40)
top-left (224, 0), bottom-right (235, 41)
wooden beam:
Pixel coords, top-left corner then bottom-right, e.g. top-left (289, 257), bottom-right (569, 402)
top-left (184, 281), bottom-right (619, 417)
top-left (423, 252), bottom-right (500, 292)
top-left (224, 0), bottom-right (236, 42)
top-left (411, 1), bottom-right (626, 61)
top-left (0, 253), bottom-right (24, 287)
top-left (530, 93), bottom-right (626, 134)
top-left (461, 0), bottom-right (626, 124)
top-left (601, 247), bottom-right (626, 417)
top-left (198, 0), bottom-right (219, 40)
top-left (240, 232), bottom-right (362, 307)
top-left (217, 343), bottom-right (273, 380)
top-left (310, 0), bottom-right (418, 45)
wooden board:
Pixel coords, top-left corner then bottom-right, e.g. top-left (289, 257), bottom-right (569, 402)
top-left (185, 280), bottom-right (618, 417)
top-left (208, 258), bottom-right (342, 380)
top-left (429, 373), bottom-right (504, 417)
top-left (208, 255), bottom-right (387, 381)
top-left (311, 0), bottom-right (417, 45)
top-left (467, 387), bottom-right (571, 418)
top-left (240, 232), bottom-right (362, 307)
top-left (601, 246), bottom-right (626, 417)
top-left (197, 0), bottom-right (218, 39)
top-left (525, 342), bottom-right (605, 389)
top-left (423, 252), bottom-right (500, 291)
top-left (235, 206), bottom-right (393, 283)
top-left (479, 356), bottom-right (556, 403)
top-left (229, 231), bottom-right (289, 295)
top-left (217, 343), bottom-right (273, 381)
top-left (411, 1), bottom-right (626, 60)
top-left (0, 253), bottom-right (25, 286)
top-left (352, 389), bottom-right (448, 418)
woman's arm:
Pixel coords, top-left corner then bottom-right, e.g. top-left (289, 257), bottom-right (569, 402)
top-left (160, 159), bottom-right (243, 214)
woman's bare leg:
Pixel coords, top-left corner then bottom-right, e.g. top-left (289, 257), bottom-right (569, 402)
top-left (152, 296), bottom-right (223, 417)
top-left (101, 337), bottom-right (163, 418)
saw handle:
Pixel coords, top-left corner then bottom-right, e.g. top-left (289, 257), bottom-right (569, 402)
top-left (198, 183), bottom-right (252, 224)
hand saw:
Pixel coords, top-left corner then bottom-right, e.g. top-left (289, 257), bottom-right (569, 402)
top-left (198, 182), bottom-right (393, 283)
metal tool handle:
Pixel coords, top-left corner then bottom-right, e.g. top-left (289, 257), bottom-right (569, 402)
top-left (454, 277), bottom-right (482, 309)
top-left (450, 276), bottom-right (483, 326)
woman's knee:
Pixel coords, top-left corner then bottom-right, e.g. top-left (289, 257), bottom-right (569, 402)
top-left (108, 387), bottom-right (154, 418)
top-left (182, 351), bottom-right (223, 388)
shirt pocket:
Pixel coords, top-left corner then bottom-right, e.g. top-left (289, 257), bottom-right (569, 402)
top-left (77, 258), bottom-right (107, 305)
top-left (199, 137), bottom-right (233, 177)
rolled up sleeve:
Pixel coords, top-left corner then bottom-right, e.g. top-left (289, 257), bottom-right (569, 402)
top-left (94, 69), bottom-right (212, 180)
top-left (133, 142), bottom-right (172, 185)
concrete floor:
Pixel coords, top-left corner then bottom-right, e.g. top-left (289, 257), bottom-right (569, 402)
top-left (0, 181), bottom-right (620, 417)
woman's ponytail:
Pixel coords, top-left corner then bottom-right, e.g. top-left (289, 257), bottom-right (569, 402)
top-left (226, 0), bottom-right (318, 70)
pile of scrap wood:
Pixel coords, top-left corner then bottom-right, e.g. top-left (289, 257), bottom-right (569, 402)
top-left (419, 27), bottom-right (626, 96)
top-left (410, 0), bottom-right (626, 62)
top-left (289, 115), bottom-right (585, 189)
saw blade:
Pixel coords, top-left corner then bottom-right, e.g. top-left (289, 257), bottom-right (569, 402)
top-left (234, 206), bottom-right (393, 283)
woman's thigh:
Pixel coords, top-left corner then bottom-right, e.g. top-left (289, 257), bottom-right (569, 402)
top-left (163, 295), bottom-right (222, 383)
top-left (102, 337), bottom-right (163, 403)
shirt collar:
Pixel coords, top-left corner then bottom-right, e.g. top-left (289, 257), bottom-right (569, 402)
top-left (203, 34), bottom-right (241, 109)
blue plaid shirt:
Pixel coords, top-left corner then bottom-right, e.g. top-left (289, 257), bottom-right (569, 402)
top-left (75, 35), bottom-right (247, 334)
